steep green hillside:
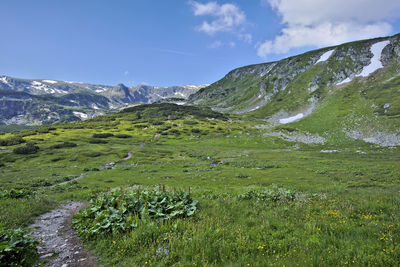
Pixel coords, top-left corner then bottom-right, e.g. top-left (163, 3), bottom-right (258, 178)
top-left (189, 34), bottom-right (400, 146)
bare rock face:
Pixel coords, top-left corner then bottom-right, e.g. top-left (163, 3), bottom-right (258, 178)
top-left (346, 130), bottom-right (400, 147)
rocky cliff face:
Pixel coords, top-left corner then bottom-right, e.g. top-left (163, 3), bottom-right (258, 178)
top-left (0, 77), bottom-right (205, 125)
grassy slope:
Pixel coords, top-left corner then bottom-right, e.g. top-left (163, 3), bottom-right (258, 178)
top-left (190, 35), bottom-right (400, 140)
top-left (279, 62), bottom-right (400, 146)
top-left (1, 104), bottom-right (400, 266)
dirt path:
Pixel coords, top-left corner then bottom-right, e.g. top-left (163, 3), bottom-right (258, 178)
top-left (29, 202), bottom-right (97, 267)
top-left (52, 143), bottom-right (146, 187)
top-left (53, 174), bottom-right (87, 187)
top-left (122, 151), bottom-right (133, 160)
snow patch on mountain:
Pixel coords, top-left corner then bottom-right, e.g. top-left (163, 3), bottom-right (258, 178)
top-left (155, 93), bottom-right (167, 99)
top-left (184, 85), bottom-right (209, 89)
top-left (280, 113), bottom-right (304, 124)
top-left (73, 111), bottom-right (88, 119)
top-left (0, 76), bottom-right (9, 85)
top-left (66, 81), bottom-right (84, 84)
top-left (337, 77), bottom-right (353, 85)
top-left (358, 40), bottom-right (390, 77)
top-left (336, 40), bottom-right (390, 85)
top-left (174, 92), bottom-right (186, 98)
top-left (31, 81), bottom-right (42, 86)
top-left (30, 81), bottom-right (49, 92)
top-left (315, 50), bottom-right (334, 64)
top-left (43, 80), bottom-right (58, 84)
top-left (249, 106), bottom-right (261, 112)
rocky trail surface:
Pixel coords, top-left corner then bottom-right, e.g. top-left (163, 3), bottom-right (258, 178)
top-left (29, 202), bottom-right (97, 267)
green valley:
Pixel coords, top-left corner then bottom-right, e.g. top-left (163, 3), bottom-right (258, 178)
top-left (2, 33), bottom-right (400, 266)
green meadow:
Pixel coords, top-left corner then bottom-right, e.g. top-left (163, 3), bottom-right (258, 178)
top-left (1, 104), bottom-right (400, 266)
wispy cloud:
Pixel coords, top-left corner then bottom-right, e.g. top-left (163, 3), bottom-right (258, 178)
top-left (258, 0), bottom-right (400, 58)
top-left (124, 70), bottom-right (129, 76)
top-left (190, 1), bottom-right (247, 35)
top-left (208, 40), bottom-right (236, 49)
top-left (156, 48), bottom-right (195, 56)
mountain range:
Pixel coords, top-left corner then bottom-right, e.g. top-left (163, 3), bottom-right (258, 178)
top-left (0, 76), bottom-right (206, 125)
top-left (2, 33), bottom-right (400, 148)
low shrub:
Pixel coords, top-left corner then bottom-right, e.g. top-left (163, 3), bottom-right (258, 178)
top-left (0, 227), bottom-right (38, 266)
top-left (73, 189), bottom-right (198, 239)
top-left (183, 120), bottom-right (199, 125)
top-left (30, 180), bottom-right (53, 187)
top-left (0, 136), bottom-right (25, 146)
top-left (169, 129), bottom-right (181, 135)
top-left (115, 134), bottom-right (132, 138)
top-left (159, 126), bottom-right (172, 131)
top-left (13, 143), bottom-right (39, 155)
top-left (51, 142), bottom-right (77, 149)
top-left (36, 127), bottom-right (56, 134)
top-left (191, 128), bottom-right (201, 134)
top-left (150, 121), bottom-right (164, 125)
top-left (89, 139), bottom-right (108, 144)
top-left (92, 133), bottom-right (114, 138)
top-left (51, 157), bottom-right (64, 162)
top-left (134, 124), bottom-right (148, 129)
top-left (83, 151), bottom-right (102, 157)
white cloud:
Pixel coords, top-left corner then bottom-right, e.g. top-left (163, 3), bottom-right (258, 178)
top-left (190, 1), bottom-right (246, 35)
top-left (124, 70), bottom-right (129, 76)
top-left (258, 0), bottom-right (400, 58)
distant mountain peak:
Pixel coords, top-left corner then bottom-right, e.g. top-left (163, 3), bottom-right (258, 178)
top-left (0, 76), bottom-right (205, 125)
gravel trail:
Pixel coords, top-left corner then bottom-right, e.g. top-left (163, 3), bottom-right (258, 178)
top-left (29, 202), bottom-right (97, 267)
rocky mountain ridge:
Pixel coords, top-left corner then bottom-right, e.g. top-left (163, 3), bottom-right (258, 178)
top-left (0, 77), bottom-right (206, 125)
top-left (189, 33), bottom-right (400, 146)
top-left (189, 34), bottom-right (400, 114)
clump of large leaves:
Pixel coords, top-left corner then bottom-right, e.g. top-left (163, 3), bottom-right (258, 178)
top-left (73, 189), bottom-right (198, 239)
top-left (0, 227), bottom-right (38, 267)
top-left (0, 189), bottom-right (34, 199)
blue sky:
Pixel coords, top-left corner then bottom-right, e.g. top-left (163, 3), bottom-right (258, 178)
top-left (1, 0), bottom-right (400, 86)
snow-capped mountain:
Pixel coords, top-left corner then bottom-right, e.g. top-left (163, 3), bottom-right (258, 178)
top-left (0, 76), bottom-right (206, 125)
